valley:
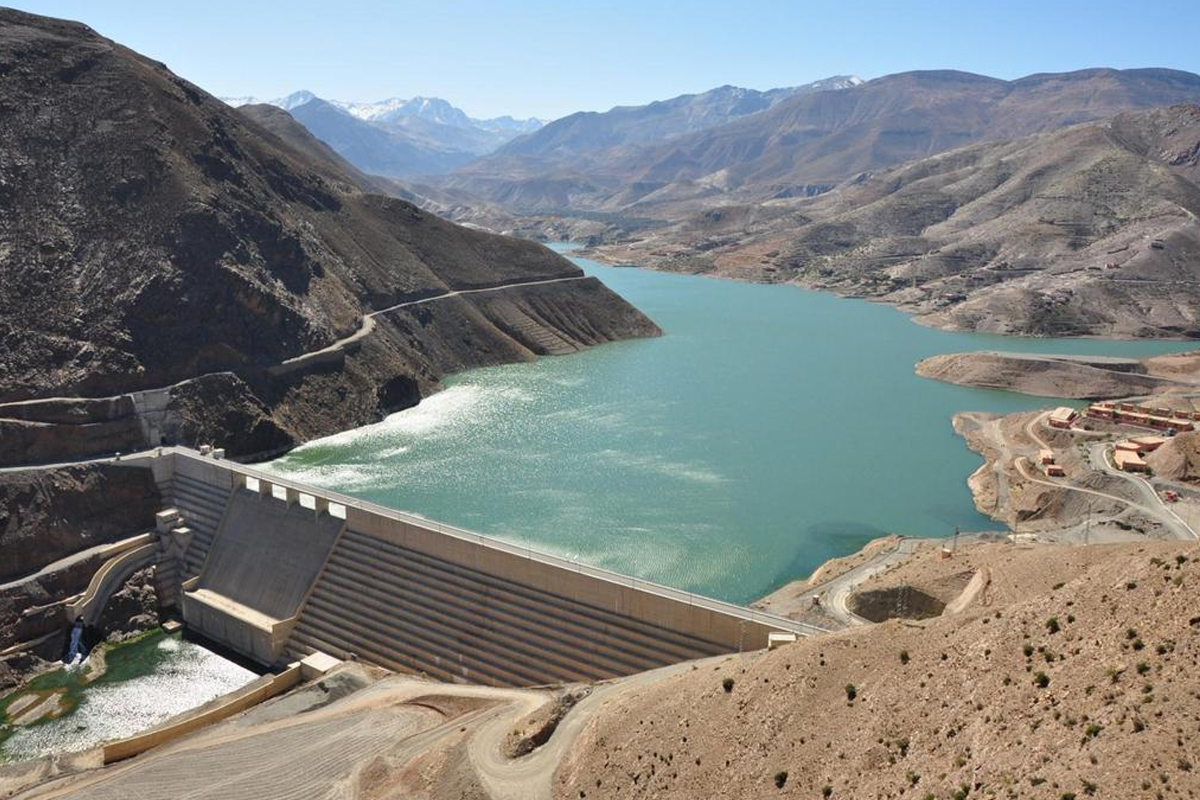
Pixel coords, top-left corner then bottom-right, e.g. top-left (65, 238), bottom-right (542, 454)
top-left (5, 4), bottom-right (1200, 799)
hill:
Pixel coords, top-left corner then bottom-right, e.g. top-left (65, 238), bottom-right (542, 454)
top-left (587, 104), bottom-right (1200, 337)
top-left (0, 9), bottom-right (658, 463)
top-left (557, 540), bottom-right (1200, 799)
top-left (440, 76), bottom-right (864, 211)
top-left (446, 68), bottom-right (1200, 215)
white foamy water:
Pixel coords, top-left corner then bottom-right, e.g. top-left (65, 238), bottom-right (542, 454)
top-left (1, 634), bottom-right (256, 763)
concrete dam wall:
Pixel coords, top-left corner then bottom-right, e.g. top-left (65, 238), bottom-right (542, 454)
top-left (135, 448), bottom-right (820, 686)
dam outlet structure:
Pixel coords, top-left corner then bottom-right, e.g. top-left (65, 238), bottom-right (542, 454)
top-left (107, 448), bottom-right (822, 687)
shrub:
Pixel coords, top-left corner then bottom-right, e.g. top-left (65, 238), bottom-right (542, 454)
top-left (1023, 643), bottom-right (1034, 658)
top-left (844, 684), bottom-right (857, 701)
top-left (822, 786), bottom-right (833, 798)
top-left (1034, 671), bottom-right (1050, 688)
top-left (722, 677), bottom-right (735, 693)
top-left (1046, 617), bottom-right (1061, 634)
top-left (1084, 723), bottom-right (1102, 740)
top-left (773, 771), bottom-right (788, 789)
top-left (899, 650), bottom-right (910, 665)
top-left (1132, 638), bottom-right (1145, 651)
top-left (1136, 662), bottom-right (1150, 675)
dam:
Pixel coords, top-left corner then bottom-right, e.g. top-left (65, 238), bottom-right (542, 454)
top-left (103, 448), bottom-right (820, 686)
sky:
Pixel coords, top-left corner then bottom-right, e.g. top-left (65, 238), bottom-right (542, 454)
top-left (12, 0), bottom-right (1200, 121)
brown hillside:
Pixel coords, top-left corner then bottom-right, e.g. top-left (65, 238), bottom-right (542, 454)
top-left (557, 541), bottom-right (1200, 799)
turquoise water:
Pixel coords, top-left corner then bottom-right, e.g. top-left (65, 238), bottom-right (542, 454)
top-left (266, 247), bottom-right (1194, 603)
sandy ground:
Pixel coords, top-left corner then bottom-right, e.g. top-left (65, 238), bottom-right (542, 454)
top-left (556, 539), bottom-right (1200, 799)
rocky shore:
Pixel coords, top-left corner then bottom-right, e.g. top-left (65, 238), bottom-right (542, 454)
top-left (916, 350), bottom-right (1200, 399)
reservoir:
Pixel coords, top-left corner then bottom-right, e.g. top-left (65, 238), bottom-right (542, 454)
top-left (266, 247), bottom-right (1194, 604)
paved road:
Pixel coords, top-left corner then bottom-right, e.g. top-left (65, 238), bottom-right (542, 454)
top-left (0, 275), bottom-right (591, 410)
top-left (277, 275), bottom-right (589, 367)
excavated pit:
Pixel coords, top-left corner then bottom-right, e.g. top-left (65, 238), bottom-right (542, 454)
top-left (848, 586), bottom-right (946, 622)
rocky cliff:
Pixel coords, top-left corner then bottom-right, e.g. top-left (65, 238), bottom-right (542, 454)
top-left (0, 10), bottom-right (658, 465)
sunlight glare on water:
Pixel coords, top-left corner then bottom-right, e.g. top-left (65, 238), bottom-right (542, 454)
top-left (267, 245), bottom-right (1195, 603)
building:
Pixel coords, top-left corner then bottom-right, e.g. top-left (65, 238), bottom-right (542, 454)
top-left (1045, 463), bottom-right (1066, 477)
top-left (1131, 435), bottom-right (1167, 452)
top-left (1049, 406), bottom-right (1078, 429)
top-left (1115, 440), bottom-right (1142, 453)
top-left (1114, 449), bottom-right (1149, 473)
top-left (1039, 449), bottom-right (1056, 465)
top-left (1086, 401), bottom-right (1195, 433)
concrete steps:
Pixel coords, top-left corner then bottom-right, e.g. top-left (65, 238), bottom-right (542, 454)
top-left (340, 532), bottom-right (725, 664)
top-left (285, 529), bottom-right (728, 687)
top-left (167, 473), bottom-right (230, 579)
top-left (329, 542), bottom-right (659, 678)
top-left (314, 559), bottom-right (603, 683)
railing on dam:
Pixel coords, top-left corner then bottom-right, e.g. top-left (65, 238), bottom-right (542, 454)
top-left (156, 447), bottom-right (827, 640)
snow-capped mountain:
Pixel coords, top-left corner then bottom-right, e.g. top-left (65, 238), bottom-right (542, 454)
top-left (221, 91), bottom-right (546, 134)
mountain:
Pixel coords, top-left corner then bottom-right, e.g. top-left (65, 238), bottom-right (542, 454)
top-left (444, 69), bottom-right (1200, 214)
top-left (0, 9), bottom-right (658, 463)
top-left (495, 76), bottom-right (863, 159)
top-left (587, 104), bottom-right (1200, 338)
top-left (221, 91), bottom-right (545, 169)
top-left (285, 97), bottom-right (479, 176)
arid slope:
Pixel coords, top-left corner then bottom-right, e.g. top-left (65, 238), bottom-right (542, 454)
top-left (0, 10), bottom-right (658, 463)
top-left (589, 104), bottom-right (1200, 337)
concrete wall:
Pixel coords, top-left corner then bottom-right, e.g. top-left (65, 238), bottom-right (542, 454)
top-left (198, 490), bottom-right (343, 620)
top-left (138, 448), bottom-right (822, 682)
top-left (102, 664), bottom-right (302, 764)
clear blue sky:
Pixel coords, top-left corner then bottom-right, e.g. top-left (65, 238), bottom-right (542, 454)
top-left (12, 0), bottom-right (1200, 121)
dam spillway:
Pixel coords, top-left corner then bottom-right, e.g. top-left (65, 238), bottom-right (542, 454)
top-left (131, 448), bottom-right (820, 686)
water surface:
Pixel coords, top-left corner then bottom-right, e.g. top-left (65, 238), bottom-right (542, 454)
top-left (267, 247), bottom-right (1193, 603)
top-left (0, 631), bottom-right (256, 762)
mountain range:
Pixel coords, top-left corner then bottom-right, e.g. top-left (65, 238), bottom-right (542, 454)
top-left (587, 102), bottom-right (1200, 337)
top-left (442, 68), bottom-right (1200, 215)
top-left (221, 91), bottom-right (544, 178)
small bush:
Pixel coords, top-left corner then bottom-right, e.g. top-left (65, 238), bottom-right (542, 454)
top-left (899, 650), bottom-right (910, 665)
top-left (1132, 638), bottom-right (1146, 651)
top-left (822, 786), bottom-right (833, 798)
top-left (1023, 643), bottom-right (1034, 657)
top-left (1084, 723), bottom-right (1102, 740)
top-left (773, 771), bottom-right (788, 789)
top-left (1046, 617), bottom-right (1061, 634)
top-left (722, 677), bottom-right (734, 693)
top-left (1034, 671), bottom-right (1050, 688)
top-left (844, 684), bottom-right (857, 701)
top-left (1136, 662), bottom-right (1150, 675)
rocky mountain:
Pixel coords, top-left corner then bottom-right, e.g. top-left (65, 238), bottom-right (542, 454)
top-left (586, 103), bottom-right (1200, 337)
top-left (445, 68), bottom-right (1200, 214)
top-left (221, 91), bottom-right (545, 175)
top-left (285, 97), bottom-right (480, 176)
top-left (440, 76), bottom-right (864, 211)
top-left (495, 77), bottom-right (863, 159)
top-left (0, 9), bottom-right (658, 465)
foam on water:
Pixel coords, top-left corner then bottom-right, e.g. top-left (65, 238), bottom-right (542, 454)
top-left (1, 634), bottom-right (255, 763)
